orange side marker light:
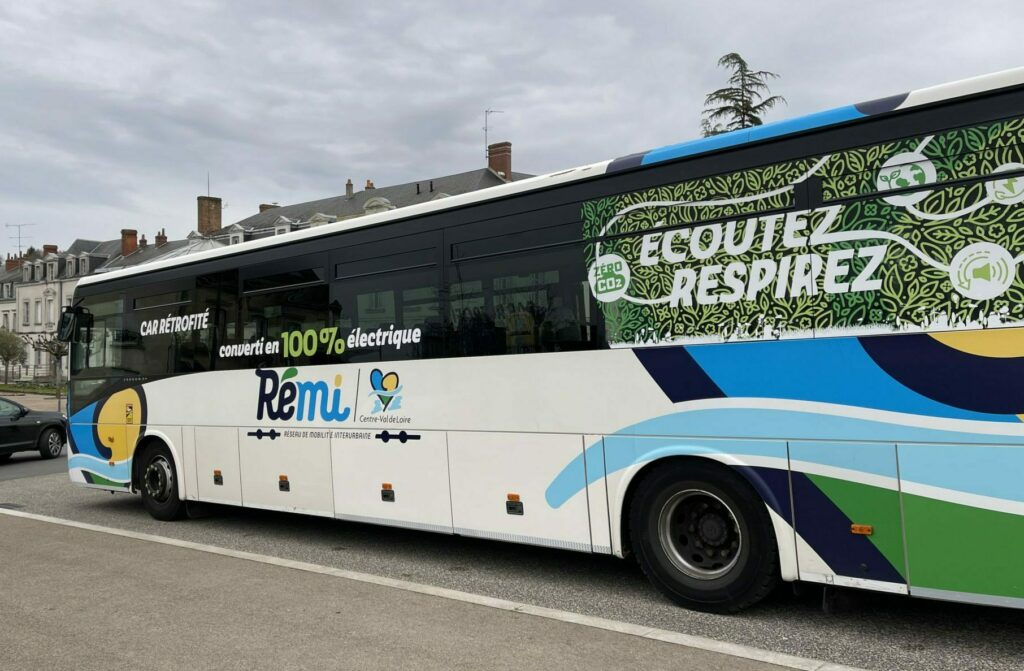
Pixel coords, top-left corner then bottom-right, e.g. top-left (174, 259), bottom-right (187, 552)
top-left (850, 524), bottom-right (874, 536)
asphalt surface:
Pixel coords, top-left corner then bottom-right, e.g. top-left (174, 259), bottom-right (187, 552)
top-left (1, 514), bottom-right (789, 671)
top-left (1, 472), bottom-right (1021, 671)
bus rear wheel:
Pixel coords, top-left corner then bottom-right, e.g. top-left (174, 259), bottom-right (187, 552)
top-left (630, 461), bottom-right (778, 613)
top-left (139, 443), bottom-right (186, 521)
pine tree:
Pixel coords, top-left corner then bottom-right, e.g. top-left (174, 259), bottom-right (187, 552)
top-left (701, 53), bottom-right (786, 137)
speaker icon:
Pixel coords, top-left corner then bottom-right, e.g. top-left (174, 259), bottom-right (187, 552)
top-left (949, 243), bottom-right (1015, 300)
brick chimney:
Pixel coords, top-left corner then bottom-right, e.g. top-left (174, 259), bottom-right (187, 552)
top-left (365, 179), bottom-right (375, 190)
top-left (197, 195), bottom-right (222, 236)
top-left (155, 228), bottom-right (168, 247)
top-left (259, 203), bottom-right (279, 213)
top-left (346, 178), bottom-right (354, 198)
top-left (5, 254), bottom-right (22, 272)
top-left (139, 234), bottom-right (148, 249)
top-left (42, 244), bottom-right (58, 256)
top-left (120, 229), bottom-right (138, 257)
top-left (487, 141), bottom-right (512, 180)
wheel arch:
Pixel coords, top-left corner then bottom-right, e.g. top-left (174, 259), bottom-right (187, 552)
top-left (131, 430), bottom-right (186, 499)
top-left (614, 454), bottom-right (796, 580)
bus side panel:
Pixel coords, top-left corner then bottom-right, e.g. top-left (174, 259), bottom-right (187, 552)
top-left (899, 442), bottom-right (1024, 605)
top-left (332, 429), bottom-right (454, 533)
top-left (790, 441), bottom-right (907, 593)
top-left (448, 432), bottom-right (591, 551)
top-left (195, 426), bottom-right (242, 506)
top-left (238, 428), bottom-right (334, 517)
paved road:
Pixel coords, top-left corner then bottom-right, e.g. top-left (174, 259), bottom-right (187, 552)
top-left (1, 473), bottom-right (1020, 671)
top-left (1, 514), bottom-right (789, 671)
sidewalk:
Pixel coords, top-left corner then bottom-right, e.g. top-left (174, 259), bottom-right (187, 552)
top-left (0, 514), bottom-right (791, 671)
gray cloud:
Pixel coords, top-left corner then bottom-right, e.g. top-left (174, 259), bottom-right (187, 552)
top-left (0, 1), bottom-right (1021, 249)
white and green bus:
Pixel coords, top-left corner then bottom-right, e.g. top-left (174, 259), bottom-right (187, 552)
top-left (61, 67), bottom-right (1024, 612)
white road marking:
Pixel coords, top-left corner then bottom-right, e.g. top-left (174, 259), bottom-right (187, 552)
top-left (0, 507), bottom-right (863, 671)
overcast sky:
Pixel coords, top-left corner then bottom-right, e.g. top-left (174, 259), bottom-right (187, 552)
top-left (1, 1), bottom-right (1022, 250)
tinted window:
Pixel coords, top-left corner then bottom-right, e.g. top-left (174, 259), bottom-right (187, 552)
top-left (239, 273), bottom-right (329, 367)
top-left (121, 281), bottom-right (202, 376)
top-left (331, 267), bottom-right (443, 362)
top-left (70, 292), bottom-right (127, 377)
top-left (447, 244), bottom-right (603, 357)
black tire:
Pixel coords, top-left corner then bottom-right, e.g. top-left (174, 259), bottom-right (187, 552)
top-left (37, 427), bottom-right (65, 460)
top-left (629, 460), bottom-right (778, 613)
top-left (139, 443), bottom-right (186, 521)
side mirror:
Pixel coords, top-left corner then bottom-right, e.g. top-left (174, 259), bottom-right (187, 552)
top-left (57, 307), bottom-right (77, 342)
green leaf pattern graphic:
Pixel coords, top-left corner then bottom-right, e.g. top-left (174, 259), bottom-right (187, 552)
top-left (583, 116), bottom-right (1024, 345)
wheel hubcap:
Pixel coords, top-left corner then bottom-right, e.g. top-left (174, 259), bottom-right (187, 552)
top-left (143, 456), bottom-right (173, 503)
top-left (658, 489), bottom-right (742, 580)
top-left (48, 432), bottom-right (62, 455)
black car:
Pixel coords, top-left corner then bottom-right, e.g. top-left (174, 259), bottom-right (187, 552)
top-left (0, 396), bottom-right (67, 463)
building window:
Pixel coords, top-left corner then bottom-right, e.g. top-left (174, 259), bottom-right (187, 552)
top-left (2, 313), bottom-right (8, 330)
top-left (22, 301), bottom-right (29, 325)
top-left (80, 257), bottom-right (89, 274)
top-left (34, 299), bottom-right (41, 324)
top-left (46, 298), bottom-right (54, 324)
top-left (66, 259), bottom-right (75, 276)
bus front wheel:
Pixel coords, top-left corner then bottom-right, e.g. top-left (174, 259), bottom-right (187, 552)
top-left (139, 443), bottom-right (186, 521)
top-left (629, 461), bottom-right (778, 613)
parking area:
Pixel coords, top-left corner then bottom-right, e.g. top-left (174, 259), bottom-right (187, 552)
top-left (1, 512), bottom-right (797, 671)
top-left (1, 468), bottom-right (1021, 671)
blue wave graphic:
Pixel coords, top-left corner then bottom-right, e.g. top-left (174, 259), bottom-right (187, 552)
top-left (68, 402), bottom-right (104, 459)
top-left (685, 339), bottom-right (1020, 423)
top-left (544, 407), bottom-right (1024, 508)
top-left (68, 454), bottom-right (130, 483)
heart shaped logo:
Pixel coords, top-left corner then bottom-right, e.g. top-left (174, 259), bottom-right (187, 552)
top-left (369, 368), bottom-right (402, 412)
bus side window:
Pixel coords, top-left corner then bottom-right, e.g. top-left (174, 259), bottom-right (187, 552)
top-left (447, 244), bottom-right (603, 358)
top-left (196, 270), bottom-right (238, 371)
top-left (124, 285), bottom-right (194, 376)
top-left (329, 232), bottom-right (444, 363)
top-left (330, 266), bottom-right (443, 363)
top-left (240, 266), bottom-right (329, 367)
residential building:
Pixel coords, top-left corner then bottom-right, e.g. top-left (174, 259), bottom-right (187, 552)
top-left (201, 141), bottom-right (530, 244)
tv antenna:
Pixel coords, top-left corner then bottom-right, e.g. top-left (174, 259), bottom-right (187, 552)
top-left (6, 223), bottom-right (35, 256)
top-left (484, 109), bottom-right (504, 159)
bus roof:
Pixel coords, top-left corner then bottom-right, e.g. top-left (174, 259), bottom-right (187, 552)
top-left (79, 66), bottom-right (1024, 289)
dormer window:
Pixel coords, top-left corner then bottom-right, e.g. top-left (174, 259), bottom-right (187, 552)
top-left (66, 258), bottom-right (75, 277)
top-left (22, 265), bottom-right (31, 282)
top-left (363, 197), bottom-right (395, 215)
top-left (48, 261), bottom-right (57, 280)
top-left (229, 234), bottom-right (243, 245)
top-left (80, 257), bottom-right (89, 275)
